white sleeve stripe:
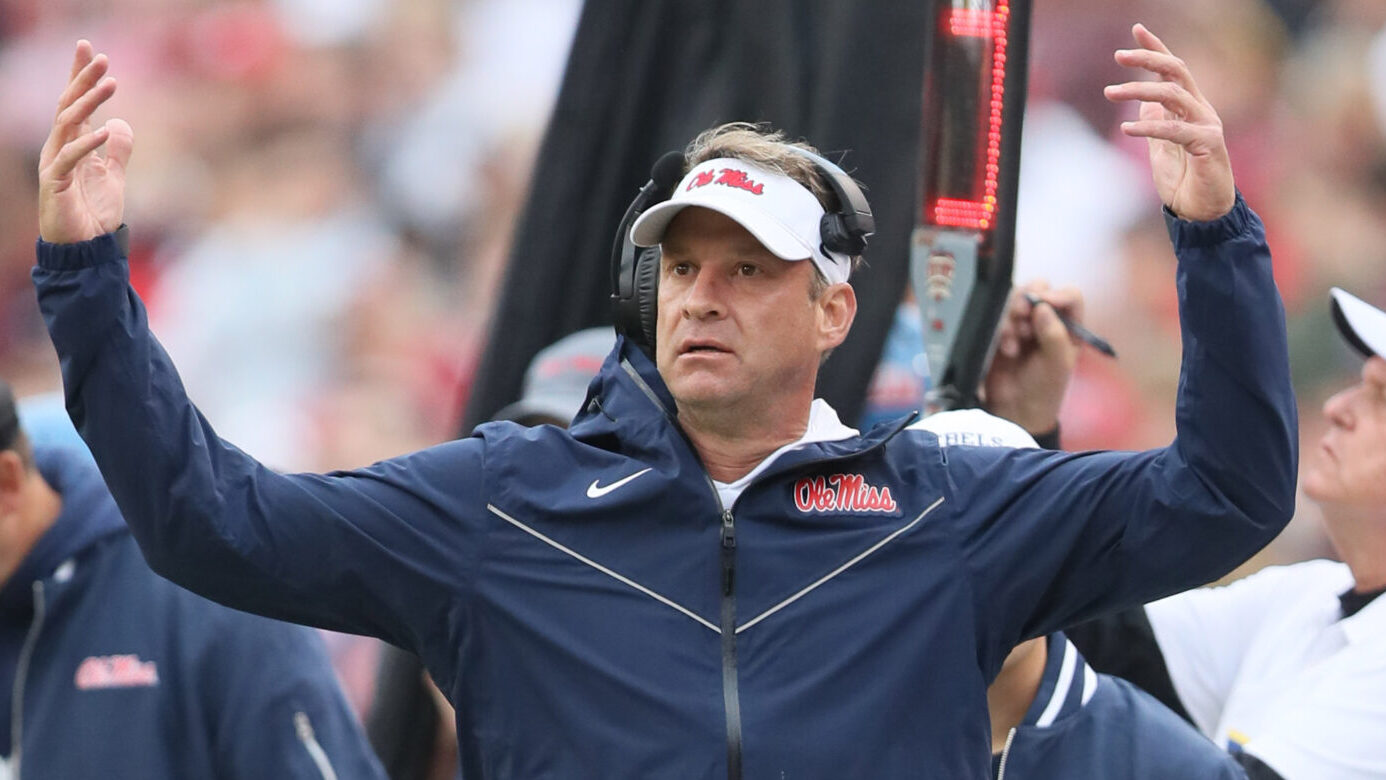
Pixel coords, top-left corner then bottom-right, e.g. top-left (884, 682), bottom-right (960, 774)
top-left (1080, 663), bottom-right (1098, 706)
top-left (1036, 640), bottom-right (1076, 727)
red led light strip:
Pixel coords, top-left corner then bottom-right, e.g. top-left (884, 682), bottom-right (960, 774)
top-left (934, 1), bottom-right (1010, 230)
top-left (948, 9), bottom-right (992, 37)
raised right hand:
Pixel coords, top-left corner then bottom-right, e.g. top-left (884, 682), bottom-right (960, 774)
top-left (38, 40), bottom-right (134, 244)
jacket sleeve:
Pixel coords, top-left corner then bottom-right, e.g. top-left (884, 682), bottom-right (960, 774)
top-left (205, 614), bottom-right (388, 780)
top-left (33, 229), bottom-right (488, 655)
top-left (942, 196), bottom-right (1298, 674)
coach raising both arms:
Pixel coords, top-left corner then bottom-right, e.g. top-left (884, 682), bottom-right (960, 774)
top-left (32, 24), bottom-right (1293, 780)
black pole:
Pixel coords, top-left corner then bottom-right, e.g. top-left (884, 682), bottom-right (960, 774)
top-left (912, 0), bottom-right (1033, 411)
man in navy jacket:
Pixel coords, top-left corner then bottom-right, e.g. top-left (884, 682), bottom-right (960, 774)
top-left (30, 24), bottom-right (1295, 779)
top-left (0, 382), bottom-right (385, 779)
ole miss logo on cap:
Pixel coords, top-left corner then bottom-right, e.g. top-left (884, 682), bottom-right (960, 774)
top-left (794, 473), bottom-right (898, 514)
top-left (687, 167), bottom-right (765, 195)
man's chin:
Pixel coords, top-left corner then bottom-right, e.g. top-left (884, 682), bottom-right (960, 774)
top-left (668, 377), bottom-right (745, 411)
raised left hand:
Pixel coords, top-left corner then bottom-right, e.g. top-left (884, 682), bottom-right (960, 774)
top-left (38, 40), bottom-right (134, 244)
top-left (1104, 24), bottom-right (1235, 222)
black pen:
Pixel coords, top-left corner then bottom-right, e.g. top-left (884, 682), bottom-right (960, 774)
top-left (1023, 292), bottom-right (1117, 359)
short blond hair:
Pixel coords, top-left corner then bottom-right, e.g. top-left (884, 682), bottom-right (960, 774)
top-left (684, 123), bottom-right (834, 208)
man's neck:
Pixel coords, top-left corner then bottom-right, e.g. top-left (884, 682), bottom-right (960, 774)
top-left (988, 639), bottom-right (1047, 754)
top-left (678, 400), bottom-right (813, 483)
top-left (1322, 502), bottom-right (1386, 592)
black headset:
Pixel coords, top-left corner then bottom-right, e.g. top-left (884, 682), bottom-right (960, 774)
top-left (610, 146), bottom-right (875, 355)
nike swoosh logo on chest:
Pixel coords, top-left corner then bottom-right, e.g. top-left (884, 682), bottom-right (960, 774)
top-left (586, 468), bottom-right (653, 499)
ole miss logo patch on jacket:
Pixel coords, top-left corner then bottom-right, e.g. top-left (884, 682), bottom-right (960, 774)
top-left (75, 654), bottom-right (160, 689)
top-left (794, 473), bottom-right (898, 514)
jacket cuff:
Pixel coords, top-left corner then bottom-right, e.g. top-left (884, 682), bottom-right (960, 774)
top-left (35, 225), bottom-right (129, 271)
top-left (1163, 192), bottom-right (1251, 249)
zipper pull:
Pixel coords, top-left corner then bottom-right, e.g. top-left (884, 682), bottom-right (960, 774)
top-left (721, 510), bottom-right (736, 596)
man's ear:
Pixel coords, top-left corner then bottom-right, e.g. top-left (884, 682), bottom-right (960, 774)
top-left (816, 283), bottom-right (857, 353)
top-left (0, 451), bottom-right (27, 513)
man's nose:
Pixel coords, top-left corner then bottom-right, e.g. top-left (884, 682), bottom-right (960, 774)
top-left (683, 270), bottom-right (726, 319)
top-left (1322, 387), bottom-right (1355, 429)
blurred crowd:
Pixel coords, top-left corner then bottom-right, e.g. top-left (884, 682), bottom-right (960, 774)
top-left (2, 0), bottom-right (1385, 752)
top-left (0, 0), bottom-right (581, 725)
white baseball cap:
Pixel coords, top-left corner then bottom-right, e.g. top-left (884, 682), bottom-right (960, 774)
top-left (1330, 287), bottom-right (1386, 360)
top-left (629, 157), bottom-right (853, 285)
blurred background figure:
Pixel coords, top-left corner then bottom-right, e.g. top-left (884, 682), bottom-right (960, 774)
top-left (491, 327), bottom-right (616, 426)
top-left (0, 380), bottom-right (387, 778)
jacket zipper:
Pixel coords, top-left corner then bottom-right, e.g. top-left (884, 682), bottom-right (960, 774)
top-left (719, 508), bottom-right (742, 780)
top-left (996, 727), bottom-right (1017, 780)
top-left (294, 711), bottom-right (339, 780)
top-left (11, 582), bottom-right (48, 779)
top-left (616, 358), bottom-right (917, 780)
top-left (702, 439), bottom-right (915, 780)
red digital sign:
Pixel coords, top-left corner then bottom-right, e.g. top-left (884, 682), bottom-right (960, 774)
top-left (929, 0), bottom-right (1011, 230)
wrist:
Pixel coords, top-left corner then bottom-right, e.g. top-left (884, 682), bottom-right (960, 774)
top-left (1031, 424), bottom-right (1061, 451)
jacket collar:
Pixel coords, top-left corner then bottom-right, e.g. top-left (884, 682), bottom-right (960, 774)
top-left (565, 335), bottom-right (915, 473)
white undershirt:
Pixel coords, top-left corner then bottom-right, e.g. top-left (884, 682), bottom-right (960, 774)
top-left (712, 399), bottom-right (857, 509)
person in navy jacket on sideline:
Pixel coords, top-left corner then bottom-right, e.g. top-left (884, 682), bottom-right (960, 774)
top-left (0, 382), bottom-right (385, 779)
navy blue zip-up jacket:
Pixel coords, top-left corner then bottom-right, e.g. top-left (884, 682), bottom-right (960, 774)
top-left (992, 633), bottom-right (1245, 779)
top-left (1, 446), bottom-right (385, 779)
top-left (32, 196), bottom-right (1296, 778)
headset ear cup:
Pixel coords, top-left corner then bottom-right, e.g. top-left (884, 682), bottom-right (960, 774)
top-left (819, 213), bottom-right (864, 257)
top-left (634, 247), bottom-right (661, 352)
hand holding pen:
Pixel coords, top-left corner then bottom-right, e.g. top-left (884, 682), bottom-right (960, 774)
top-left (985, 283), bottom-right (1096, 435)
top-left (1022, 292), bottom-right (1117, 359)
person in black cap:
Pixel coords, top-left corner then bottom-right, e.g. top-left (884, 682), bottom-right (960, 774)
top-left (0, 380), bottom-right (386, 779)
top-left (1069, 287), bottom-right (1386, 780)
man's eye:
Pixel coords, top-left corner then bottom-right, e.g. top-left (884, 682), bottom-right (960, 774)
top-left (670, 263), bottom-right (691, 276)
top-left (737, 264), bottom-right (759, 277)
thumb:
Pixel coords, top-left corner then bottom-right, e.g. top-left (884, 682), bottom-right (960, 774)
top-left (102, 118), bottom-right (134, 175)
